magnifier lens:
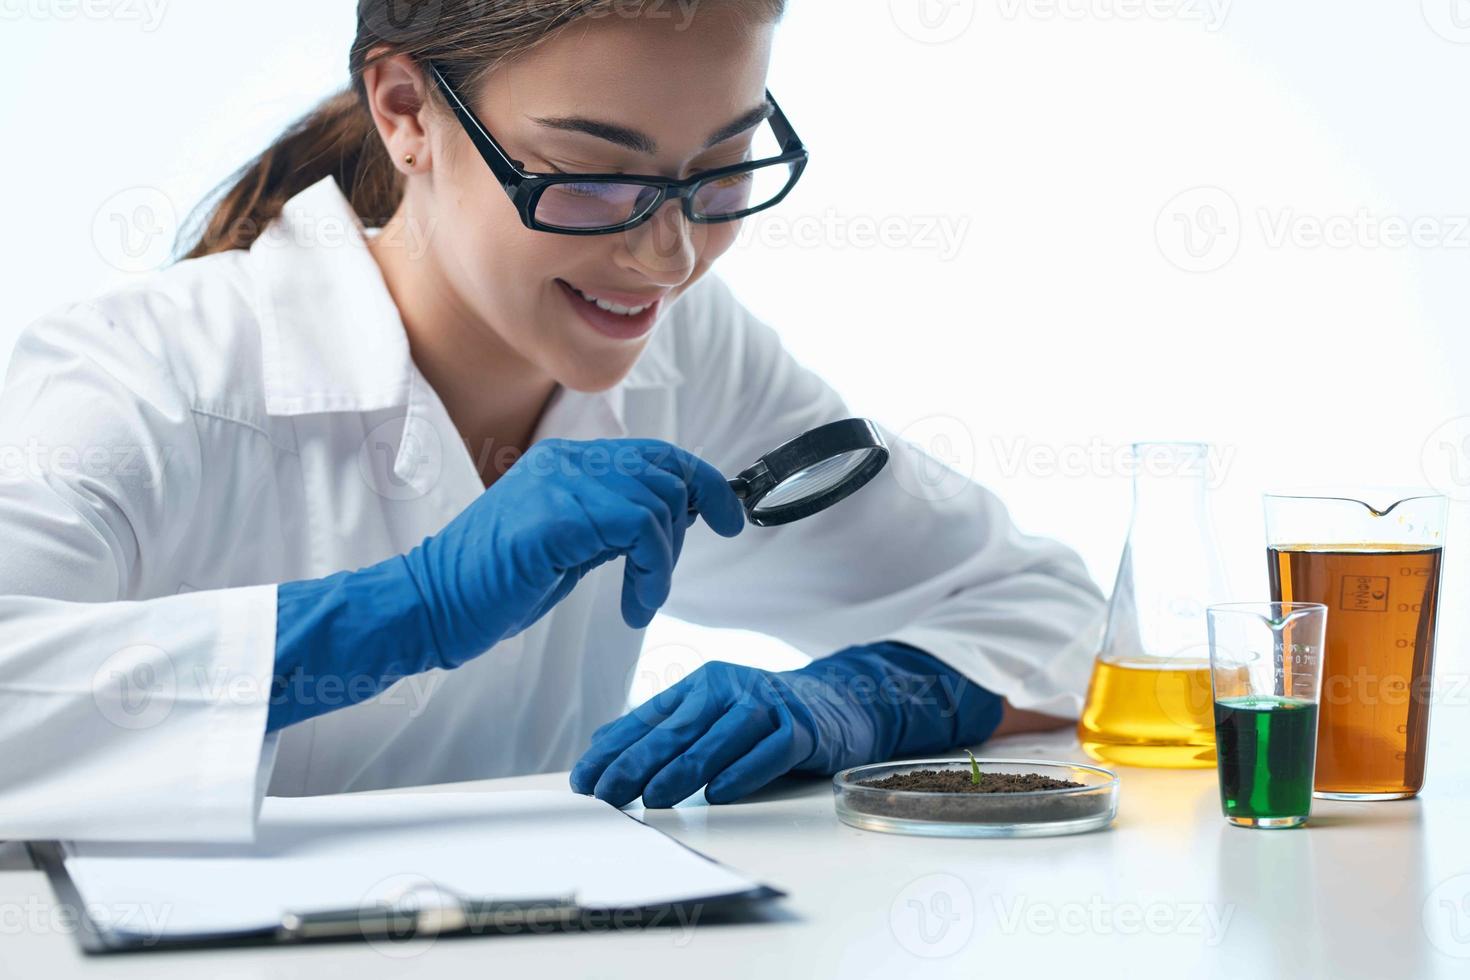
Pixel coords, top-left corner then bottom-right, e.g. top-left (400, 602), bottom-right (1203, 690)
top-left (698, 417), bottom-right (890, 528)
top-left (751, 448), bottom-right (879, 516)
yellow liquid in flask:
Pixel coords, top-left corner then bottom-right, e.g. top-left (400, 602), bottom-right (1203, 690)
top-left (1078, 658), bottom-right (1219, 768)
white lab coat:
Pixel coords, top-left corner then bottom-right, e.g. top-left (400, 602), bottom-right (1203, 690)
top-left (0, 176), bottom-right (1103, 843)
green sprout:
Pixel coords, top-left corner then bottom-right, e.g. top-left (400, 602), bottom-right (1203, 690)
top-left (966, 749), bottom-right (981, 786)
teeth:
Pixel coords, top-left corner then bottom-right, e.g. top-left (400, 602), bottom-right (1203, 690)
top-left (574, 286), bottom-right (652, 317)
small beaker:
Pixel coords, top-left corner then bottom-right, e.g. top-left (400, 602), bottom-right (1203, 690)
top-left (1207, 602), bottom-right (1328, 829)
top-left (1264, 489), bottom-right (1447, 800)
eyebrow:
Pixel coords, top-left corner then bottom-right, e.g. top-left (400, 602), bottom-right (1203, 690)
top-left (530, 101), bottom-right (775, 154)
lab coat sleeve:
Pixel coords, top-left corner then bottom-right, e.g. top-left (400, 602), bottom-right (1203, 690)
top-left (0, 302), bottom-right (277, 842)
top-left (660, 278), bottom-right (1106, 718)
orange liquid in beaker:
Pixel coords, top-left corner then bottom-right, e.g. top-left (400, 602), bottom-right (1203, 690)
top-left (1269, 544), bottom-right (1442, 799)
top-left (1078, 659), bottom-right (1219, 769)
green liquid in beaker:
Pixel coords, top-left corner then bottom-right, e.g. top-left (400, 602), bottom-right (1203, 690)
top-left (1214, 695), bottom-right (1318, 824)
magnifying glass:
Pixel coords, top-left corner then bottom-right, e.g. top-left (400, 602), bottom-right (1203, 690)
top-left (691, 418), bottom-right (891, 527)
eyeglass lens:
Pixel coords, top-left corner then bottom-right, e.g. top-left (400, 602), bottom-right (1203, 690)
top-left (533, 159), bottom-right (799, 232)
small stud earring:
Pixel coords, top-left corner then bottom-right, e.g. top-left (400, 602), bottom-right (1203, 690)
top-left (404, 153), bottom-right (417, 167)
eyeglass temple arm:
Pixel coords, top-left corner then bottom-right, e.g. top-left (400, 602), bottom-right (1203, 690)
top-left (425, 60), bottom-right (528, 186)
top-left (764, 90), bottom-right (803, 153)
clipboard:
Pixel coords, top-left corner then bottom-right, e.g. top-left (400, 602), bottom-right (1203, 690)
top-left (27, 792), bottom-right (786, 955)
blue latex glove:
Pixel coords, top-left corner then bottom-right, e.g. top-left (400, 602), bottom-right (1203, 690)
top-left (569, 641), bottom-right (1005, 808)
top-left (268, 438), bottom-right (746, 731)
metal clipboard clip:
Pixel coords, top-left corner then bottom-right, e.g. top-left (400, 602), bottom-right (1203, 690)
top-left (278, 881), bottom-right (582, 942)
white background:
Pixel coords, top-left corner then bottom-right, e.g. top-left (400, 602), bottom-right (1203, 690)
top-left (2, 0), bottom-right (1468, 698)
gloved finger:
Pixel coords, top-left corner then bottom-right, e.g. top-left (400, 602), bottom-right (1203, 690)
top-left (590, 694), bottom-right (728, 808)
top-left (570, 678), bottom-right (694, 793)
top-left (640, 705), bottom-right (778, 808)
top-left (578, 480), bottom-right (676, 627)
top-left (600, 473), bottom-right (682, 623)
top-left (703, 723), bottom-right (804, 804)
top-left (612, 469), bottom-right (688, 569)
top-left (635, 442), bottom-right (744, 538)
top-left (620, 572), bottom-right (656, 631)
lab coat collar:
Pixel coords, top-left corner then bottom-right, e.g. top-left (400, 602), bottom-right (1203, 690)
top-left (250, 176), bottom-right (683, 425)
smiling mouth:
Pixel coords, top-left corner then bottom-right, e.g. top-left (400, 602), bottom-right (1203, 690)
top-left (555, 279), bottom-right (666, 340)
top-left (563, 283), bottom-right (661, 317)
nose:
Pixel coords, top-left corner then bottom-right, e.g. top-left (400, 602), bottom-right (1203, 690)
top-left (616, 197), bottom-right (703, 285)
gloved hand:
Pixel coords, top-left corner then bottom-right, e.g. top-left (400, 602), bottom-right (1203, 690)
top-left (269, 438), bottom-right (746, 731)
top-left (569, 641), bottom-right (1005, 808)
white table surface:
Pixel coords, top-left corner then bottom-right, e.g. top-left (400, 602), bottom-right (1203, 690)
top-left (4, 716), bottom-right (1468, 979)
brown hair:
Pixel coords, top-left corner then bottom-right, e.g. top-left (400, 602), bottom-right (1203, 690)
top-left (179, 0), bottom-right (785, 260)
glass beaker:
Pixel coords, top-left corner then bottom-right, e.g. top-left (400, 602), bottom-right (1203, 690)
top-left (1265, 489), bottom-right (1447, 800)
top-left (1079, 442), bottom-right (1231, 768)
top-left (1207, 602), bottom-right (1328, 829)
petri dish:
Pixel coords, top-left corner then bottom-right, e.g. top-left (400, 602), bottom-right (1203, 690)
top-left (833, 758), bottom-right (1119, 838)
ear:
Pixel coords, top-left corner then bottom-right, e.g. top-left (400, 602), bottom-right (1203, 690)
top-left (362, 50), bottom-right (431, 173)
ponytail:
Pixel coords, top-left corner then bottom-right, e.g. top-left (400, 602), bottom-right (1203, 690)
top-left (180, 89), bottom-right (400, 259)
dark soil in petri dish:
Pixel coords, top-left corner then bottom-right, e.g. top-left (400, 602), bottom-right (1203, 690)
top-left (854, 768), bottom-right (1108, 825)
top-left (863, 770), bottom-right (1082, 793)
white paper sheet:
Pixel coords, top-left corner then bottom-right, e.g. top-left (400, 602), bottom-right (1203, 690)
top-left (61, 791), bottom-right (762, 938)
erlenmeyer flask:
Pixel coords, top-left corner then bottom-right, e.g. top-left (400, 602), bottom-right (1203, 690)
top-left (1078, 442), bottom-right (1230, 768)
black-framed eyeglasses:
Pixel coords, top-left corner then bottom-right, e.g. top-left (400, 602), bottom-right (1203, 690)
top-left (425, 61), bottom-right (809, 236)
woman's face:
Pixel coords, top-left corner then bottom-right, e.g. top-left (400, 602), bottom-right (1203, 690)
top-left (417, 7), bottom-right (775, 393)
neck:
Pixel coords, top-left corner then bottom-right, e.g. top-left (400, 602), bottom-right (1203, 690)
top-left (368, 209), bottom-right (558, 486)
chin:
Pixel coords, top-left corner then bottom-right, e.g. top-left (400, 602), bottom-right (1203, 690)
top-left (554, 353), bottom-right (642, 394)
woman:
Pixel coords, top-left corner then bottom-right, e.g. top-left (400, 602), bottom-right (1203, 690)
top-left (0, 0), bottom-right (1103, 841)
